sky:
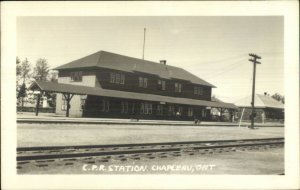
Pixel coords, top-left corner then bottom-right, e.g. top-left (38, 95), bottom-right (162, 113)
top-left (17, 16), bottom-right (284, 103)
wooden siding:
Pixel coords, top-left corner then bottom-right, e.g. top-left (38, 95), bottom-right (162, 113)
top-left (83, 95), bottom-right (210, 121)
top-left (95, 68), bottom-right (212, 101)
top-left (57, 68), bottom-right (212, 101)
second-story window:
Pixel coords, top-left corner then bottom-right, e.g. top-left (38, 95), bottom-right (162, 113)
top-left (158, 80), bottom-right (166, 90)
top-left (70, 71), bottom-right (82, 82)
top-left (110, 72), bottom-right (125, 85)
top-left (139, 77), bottom-right (148, 88)
top-left (110, 73), bottom-right (115, 83)
top-left (194, 86), bottom-right (203, 95)
top-left (175, 82), bottom-right (182, 93)
top-left (115, 73), bottom-right (121, 83)
top-left (120, 74), bottom-right (125, 84)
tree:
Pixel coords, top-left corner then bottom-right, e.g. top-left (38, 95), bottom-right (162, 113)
top-left (18, 58), bottom-right (31, 83)
top-left (17, 83), bottom-right (27, 109)
top-left (16, 56), bottom-right (21, 76)
top-left (33, 58), bottom-right (50, 81)
top-left (49, 70), bottom-right (58, 83)
top-left (16, 58), bottom-right (31, 108)
top-left (271, 93), bottom-right (285, 104)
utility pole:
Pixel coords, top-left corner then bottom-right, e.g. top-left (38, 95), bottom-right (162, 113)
top-left (142, 28), bottom-right (146, 60)
top-left (248, 53), bottom-right (262, 129)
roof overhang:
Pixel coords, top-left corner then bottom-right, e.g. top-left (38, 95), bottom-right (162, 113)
top-left (29, 81), bottom-right (237, 110)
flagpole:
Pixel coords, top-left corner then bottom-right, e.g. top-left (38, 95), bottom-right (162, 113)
top-left (142, 28), bottom-right (146, 60)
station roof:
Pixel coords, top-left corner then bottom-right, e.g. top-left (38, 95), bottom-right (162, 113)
top-left (29, 81), bottom-right (237, 109)
top-left (54, 50), bottom-right (215, 87)
top-left (234, 94), bottom-right (284, 109)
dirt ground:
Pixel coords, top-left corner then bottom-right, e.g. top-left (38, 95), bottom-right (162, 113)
top-left (17, 123), bottom-right (284, 147)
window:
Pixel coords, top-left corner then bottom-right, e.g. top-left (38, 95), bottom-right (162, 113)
top-left (70, 71), bottom-right (82, 82)
top-left (131, 103), bottom-right (135, 113)
top-left (146, 103), bottom-right (152, 114)
top-left (120, 74), bottom-right (125, 84)
top-left (61, 95), bottom-right (67, 111)
top-left (139, 77), bottom-right (148, 88)
top-left (162, 81), bottom-right (166, 90)
top-left (176, 107), bottom-right (183, 116)
top-left (121, 101), bottom-right (129, 113)
top-left (188, 107), bottom-right (194, 117)
top-left (115, 73), bottom-right (121, 84)
top-left (110, 73), bottom-right (115, 83)
top-left (139, 77), bottom-right (144, 87)
top-left (156, 104), bottom-right (164, 115)
top-left (101, 99), bottom-right (110, 112)
top-left (168, 105), bottom-right (175, 116)
top-left (80, 95), bottom-right (87, 110)
top-left (143, 78), bottom-right (148, 88)
top-left (158, 80), bottom-right (166, 90)
top-left (140, 103), bottom-right (145, 114)
top-left (201, 109), bottom-right (206, 118)
top-left (194, 87), bottom-right (198, 95)
top-left (140, 102), bottom-right (152, 114)
top-left (175, 82), bottom-right (182, 92)
top-left (194, 86), bottom-right (204, 95)
top-left (110, 72), bottom-right (125, 84)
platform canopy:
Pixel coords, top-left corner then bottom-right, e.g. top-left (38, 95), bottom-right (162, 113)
top-left (29, 81), bottom-right (237, 110)
top-left (235, 94), bottom-right (284, 109)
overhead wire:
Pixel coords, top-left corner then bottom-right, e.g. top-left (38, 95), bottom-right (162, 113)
top-left (202, 57), bottom-right (247, 79)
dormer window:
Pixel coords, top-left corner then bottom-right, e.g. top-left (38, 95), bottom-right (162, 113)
top-left (70, 71), bottom-right (82, 82)
top-left (158, 80), bottom-right (166, 90)
top-left (194, 86), bottom-right (203, 95)
top-left (175, 82), bottom-right (182, 93)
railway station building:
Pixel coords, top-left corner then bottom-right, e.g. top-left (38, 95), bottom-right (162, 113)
top-left (30, 50), bottom-right (237, 120)
top-left (235, 93), bottom-right (284, 123)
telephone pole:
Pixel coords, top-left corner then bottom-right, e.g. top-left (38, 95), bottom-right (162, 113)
top-left (248, 53), bottom-right (262, 129)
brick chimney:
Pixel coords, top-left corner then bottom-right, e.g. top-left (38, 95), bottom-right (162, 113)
top-left (160, 60), bottom-right (167, 65)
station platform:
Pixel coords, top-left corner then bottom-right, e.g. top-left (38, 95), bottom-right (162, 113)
top-left (17, 112), bottom-right (284, 127)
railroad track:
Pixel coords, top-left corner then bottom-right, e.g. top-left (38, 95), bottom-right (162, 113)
top-left (17, 138), bottom-right (284, 166)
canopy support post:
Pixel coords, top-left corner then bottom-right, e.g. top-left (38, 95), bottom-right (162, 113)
top-left (35, 91), bottom-right (42, 116)
top-left (63, 93), bottom-right (74, 117)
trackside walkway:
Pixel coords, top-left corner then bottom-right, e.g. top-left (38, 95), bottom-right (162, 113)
top-left (17, 112), bottom-right (284, 127)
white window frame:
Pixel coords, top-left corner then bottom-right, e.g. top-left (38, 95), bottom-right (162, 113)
top-left (168, 105), bottom-right (175, 115)
top-left (198, 87), bottom-right (203, 95)
top-left (202, 109), bottom-right (206, 117)
top-left (143, 78), bottom-right (148, 88)
top-left (102, 99), bottom-right (110, 112)
top-left (175, 82), bottom-right (182, 93)
top-left (140, 103), bottom-right (145, 114)
top-left (110, 73), bottom-right (115, 83)
top-left (162, 80), bottom-right (166, 90)
top-left (194, 86), bottom-right (204, 95)
top-left (120, 74), bottom-right (125, 84)
top-left (115, 73), bottom-right (121, 84)
top-left (139, 77), bottom-right (143, 87)
top-left (121, 101), bottom-right (128, 113)
top-left (188, 107), bottom-right (194, 117)
top-left (157, 104), bottom-right (163, 115)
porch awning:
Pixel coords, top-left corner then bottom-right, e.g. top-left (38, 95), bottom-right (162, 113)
top-left (29, 81), bottom-right (237, 109)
